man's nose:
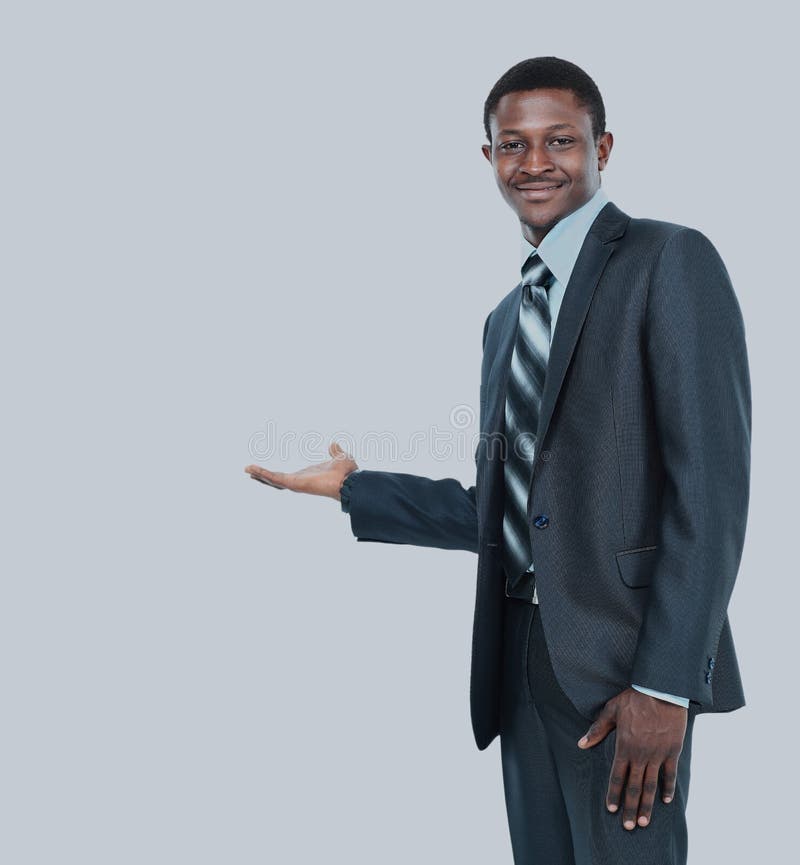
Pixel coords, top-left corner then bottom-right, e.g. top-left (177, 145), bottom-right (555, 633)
top-left (520, 143), bottom-right (555, 174)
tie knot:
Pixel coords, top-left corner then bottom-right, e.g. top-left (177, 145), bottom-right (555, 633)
top-left (521, 253), bottom-right (555, 290)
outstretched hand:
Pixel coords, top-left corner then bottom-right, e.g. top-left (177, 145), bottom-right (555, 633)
top-left (244, 441), bottom-right (359, 501)
top-left (577, 687), bottom-right (688, 831)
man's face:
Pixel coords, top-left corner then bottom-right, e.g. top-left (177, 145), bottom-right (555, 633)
top-left (482, 88), bottom-right (613, 246)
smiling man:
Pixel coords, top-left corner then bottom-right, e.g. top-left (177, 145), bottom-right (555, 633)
top-left (245, 57), bottom-right (751, 865)
top-left (483, 87), bottom-right (612, 245)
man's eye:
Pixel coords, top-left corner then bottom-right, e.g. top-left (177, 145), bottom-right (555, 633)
top-left (500, 142), bottom-right (523, 151)
top-left (551, 138), bottom-right (574, 146)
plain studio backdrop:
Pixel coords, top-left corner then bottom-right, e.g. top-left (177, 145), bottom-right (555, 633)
top-left (2, 2), bottom-right (795, 862)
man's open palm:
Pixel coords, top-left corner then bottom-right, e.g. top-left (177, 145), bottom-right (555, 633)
top-left (244, 441), bottom-right (358, 500)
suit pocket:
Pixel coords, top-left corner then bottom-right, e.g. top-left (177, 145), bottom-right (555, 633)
top-left (615, 545), bottom-right (658, 588)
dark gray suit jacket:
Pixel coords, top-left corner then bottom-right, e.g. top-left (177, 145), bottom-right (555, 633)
top-left (343, 201), bottom-right (751, 751)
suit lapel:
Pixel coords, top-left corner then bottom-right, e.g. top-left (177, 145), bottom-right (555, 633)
top-left (483, 202), bottom-right (630, 483)
top-left (483, 295), bottom-right (518, 435)
top-left (534, 205), bottom-right (628, 454)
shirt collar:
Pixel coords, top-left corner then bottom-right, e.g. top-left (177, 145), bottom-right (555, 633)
top-left (520, 186), bottom-right (610, 287)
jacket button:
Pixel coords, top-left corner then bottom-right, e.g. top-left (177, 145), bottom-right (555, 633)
top-left (533, 514), bottom-right (549, 529)
top-left (539, 450), bottom-right (551, 462)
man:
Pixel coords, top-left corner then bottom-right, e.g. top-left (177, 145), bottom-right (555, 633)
top-left (245, 57), bottom-right (751, 865)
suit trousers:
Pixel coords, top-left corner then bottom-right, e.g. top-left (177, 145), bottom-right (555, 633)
top-left (500, 597), bottom-right (696, 865)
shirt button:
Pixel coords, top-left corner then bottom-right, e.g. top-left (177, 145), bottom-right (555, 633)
top-left (533, 514), bottom-right (549, 529)
top-left (539, 450), bottom-right (552, 462)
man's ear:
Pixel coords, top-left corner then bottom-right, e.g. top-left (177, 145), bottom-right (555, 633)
top-left (481, 143), bottom-right (492, 163)
top-left (597, 131), bottom-right (613, 171)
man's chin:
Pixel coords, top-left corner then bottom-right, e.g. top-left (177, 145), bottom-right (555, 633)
top-left (519, 208), bottom-right (561, 239)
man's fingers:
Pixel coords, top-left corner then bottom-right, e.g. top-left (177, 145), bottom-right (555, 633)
top-left (578, 713), bottom-right (615, 748)
top-left (636, 763), bottom-right (660, 827)
top-left (245, 465), bottom-right (289, 489)
top-left (621, 762), bottom-right (645, 830)
top-left (250, 474), bottom-right (285, 489)
top-left (605, 755), bottom-right (628, 813)
top-left (661, 755), bottom-right (679, 803)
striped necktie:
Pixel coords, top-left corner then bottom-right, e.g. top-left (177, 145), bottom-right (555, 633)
top-left (502, 252), bottom-right (556, 601)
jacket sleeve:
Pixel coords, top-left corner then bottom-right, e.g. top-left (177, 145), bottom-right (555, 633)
top-left (629, 227), bottom-right (751, 706)
top-left (344, 469), bottom-right (479, 554)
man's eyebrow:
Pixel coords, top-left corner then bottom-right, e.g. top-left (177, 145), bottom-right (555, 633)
top-left (497, 123), bottom-right (578, 136)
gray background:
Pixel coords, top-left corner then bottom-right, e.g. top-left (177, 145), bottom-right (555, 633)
top-left (3, 1), bottom-right (795, 862)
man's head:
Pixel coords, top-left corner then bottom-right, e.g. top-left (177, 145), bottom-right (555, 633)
top-left (482, 57), bottom-right (613, 246)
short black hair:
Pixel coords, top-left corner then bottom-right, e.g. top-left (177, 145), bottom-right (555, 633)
top-left (483, 57), bottom-right (606, 143)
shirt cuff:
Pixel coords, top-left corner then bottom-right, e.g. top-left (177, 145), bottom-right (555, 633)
top-left (339, 468), bottom-right (362, 514)
top-left (631, 684), bottom-right (690, 708)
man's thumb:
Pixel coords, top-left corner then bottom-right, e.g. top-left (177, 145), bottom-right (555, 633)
top-left (329, 441), bottom-right (345, 458)
top-left (577, 712), bottom-right (615, 749)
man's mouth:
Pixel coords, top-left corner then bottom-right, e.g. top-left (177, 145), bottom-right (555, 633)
top-left (514, 182), bottom-right (565, 199)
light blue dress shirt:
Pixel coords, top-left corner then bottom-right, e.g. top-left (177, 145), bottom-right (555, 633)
top-left (345, 186), bottom-right (690, 709)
